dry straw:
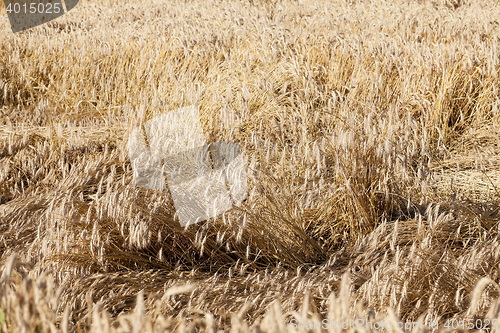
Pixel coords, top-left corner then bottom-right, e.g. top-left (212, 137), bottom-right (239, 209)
top-left (2, 0), bottom-right (500, 331)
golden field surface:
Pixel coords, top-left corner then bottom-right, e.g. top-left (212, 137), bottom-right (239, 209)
top-left (2, 0), bottom-right (500, 331)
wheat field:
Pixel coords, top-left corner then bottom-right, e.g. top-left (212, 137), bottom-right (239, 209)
top-left (1, 0), bottom-right (500, 331)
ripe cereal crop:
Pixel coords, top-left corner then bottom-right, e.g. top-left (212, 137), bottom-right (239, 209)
top-left (2, 0), bottom-right (500, 331)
